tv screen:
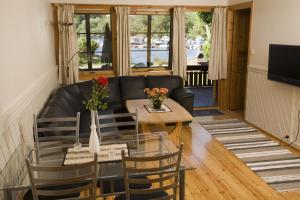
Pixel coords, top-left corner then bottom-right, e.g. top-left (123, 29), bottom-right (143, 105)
top-left (268, 44), bottom-right (300, 86)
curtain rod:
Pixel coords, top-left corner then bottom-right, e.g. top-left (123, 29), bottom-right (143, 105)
top-left (52, 3), bottom-right (226, 9)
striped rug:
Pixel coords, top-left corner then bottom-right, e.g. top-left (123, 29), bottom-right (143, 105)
top-left (200, 118), bottom-right (300, 192)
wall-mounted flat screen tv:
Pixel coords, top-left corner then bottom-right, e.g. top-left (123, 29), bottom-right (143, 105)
top-left (268, 44), bottom-right (300, 86)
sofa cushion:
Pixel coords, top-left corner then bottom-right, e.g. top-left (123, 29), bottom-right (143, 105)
top-left (40, 95), bottom-right (76, 118)
top-left (108, 102), bottom-right (123, 112)
top-left (120, 76), bottom-right (146, 102)
top-left (107, 77), bottom-right (121, 103)
top-left (146, 75), bottom-right (183, 97)
top-left (79, 109), bottom-right (115, 137)
top-left (55, 85), bottom-right (84, 112)
top-left (76, 80), bottom-right (93, 101)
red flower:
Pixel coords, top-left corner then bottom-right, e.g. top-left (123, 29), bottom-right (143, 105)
top-left (97, 76), bottom-right (108, 86)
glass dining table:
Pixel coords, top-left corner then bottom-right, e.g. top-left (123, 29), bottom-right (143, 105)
top-left (0, 132), bottom-right (194, 200)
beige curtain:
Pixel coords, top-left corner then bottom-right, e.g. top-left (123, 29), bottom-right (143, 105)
top-left (208, 7), bottom-right (228, 80)
top-left (172, 7), bottom-right (187, 80)
top-left (57, 5), bottom-right (79, 85)
top-left (115, 6), bottom-right (131, 76)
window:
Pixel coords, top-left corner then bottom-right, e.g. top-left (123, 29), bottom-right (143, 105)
top-left (185, 12), bottom-right (212, 66)
top-left (130, 14), bottom-right (171, 68)
top-left (75, 14), bottom-right (112, 71)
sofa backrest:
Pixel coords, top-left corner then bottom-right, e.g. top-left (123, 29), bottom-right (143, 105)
top-left (119, 76), bottom-right (147, 103)
top-left (39, 75), bottom-right (185, 119)
top-left (39, 84), bottom-right (83, 118)
top-left (107, 77), bottom-right (121, 103)
top-left (146, 75), bottom-right (183, 97)
top-left (76, 80), bottom-right (93, 101)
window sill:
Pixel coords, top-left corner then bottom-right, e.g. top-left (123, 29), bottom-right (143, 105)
top-left (79, 69), bottom-right (173, 80)
top-left (131, 69), bottom-right (172, 76)
top-left (79, 70), bottom-right (116, 80)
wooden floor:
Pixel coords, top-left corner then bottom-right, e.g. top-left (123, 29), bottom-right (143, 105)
top-left (176, 112), bottom-right (300, 200)
top-left (92, 112), bottom-right (300, 200)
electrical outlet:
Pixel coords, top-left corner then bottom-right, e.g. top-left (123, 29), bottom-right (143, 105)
top-left (284, 135), bottom-right (290, 139)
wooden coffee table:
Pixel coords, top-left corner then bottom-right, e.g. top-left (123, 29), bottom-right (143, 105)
top-left (126, 98), bottom-right (193, 145)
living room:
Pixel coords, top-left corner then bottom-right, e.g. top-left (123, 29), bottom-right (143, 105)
top-left (1, 0), bottom-right (300, 199)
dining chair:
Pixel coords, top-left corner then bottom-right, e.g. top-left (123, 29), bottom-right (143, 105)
top-left (33, 112), bottom-right (80, 160)
top-left (95, 110), bottom-right (139, 143)
top-left (116, 144), bottom-right (184, 200)
top-left (25, 154), bottom-right (98, 200)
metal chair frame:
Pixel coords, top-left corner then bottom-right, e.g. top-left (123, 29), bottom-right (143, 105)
top-left (95, 109), bottom-right (139, 144)
top-left (33, 112), bottom-right (80, 160)
top-left (25, 154), bottom-right (98, 200)
top-left (121, 144), bottom-right (183, 200)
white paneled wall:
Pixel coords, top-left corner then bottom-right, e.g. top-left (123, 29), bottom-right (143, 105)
top-left (245, 67), bottom-right (300, 146)
top-left (0, 67), bottom-right (57, 195)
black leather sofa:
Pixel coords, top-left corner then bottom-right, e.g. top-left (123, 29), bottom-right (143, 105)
top-left (39, 75), bottom-right (194, 136)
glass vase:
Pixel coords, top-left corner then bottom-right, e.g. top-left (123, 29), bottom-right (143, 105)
top-left (152, 100), bottom-right (162, 109)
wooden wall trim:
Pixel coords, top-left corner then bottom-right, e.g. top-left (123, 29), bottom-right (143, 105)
top-left (229, 2), bottom-right (253, 11)
top-left (247, 65), bottom-right (267, 74)
top-left (217, 9), bottom-right (234, 110)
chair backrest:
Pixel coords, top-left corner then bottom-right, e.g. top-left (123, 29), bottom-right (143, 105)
top-left (25, 154), bottom-right (98, 200)
top-left (33, 112), bottom-right (80, 160)
top-left (121, 144), bottom-right (183, 200)
top-left (95, 110), bottom-right (139, 143)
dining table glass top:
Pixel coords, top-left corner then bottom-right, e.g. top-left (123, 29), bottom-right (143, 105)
top-left (0, 132), bottom-right (194, 191)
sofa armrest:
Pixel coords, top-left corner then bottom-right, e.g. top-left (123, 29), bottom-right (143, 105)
top-left (170, 88), bottom-right (194, 115)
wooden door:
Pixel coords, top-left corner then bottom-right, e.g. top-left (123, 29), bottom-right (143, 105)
top-left (229, 9), bottom-right (251, 110)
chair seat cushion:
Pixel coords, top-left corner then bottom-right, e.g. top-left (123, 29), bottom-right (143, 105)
top-left (23, 184), bottom-right (81, 200)
top-left (115, 190), bottom-right (168, 200)
top-left (101, 175), bottom-right (151, 194)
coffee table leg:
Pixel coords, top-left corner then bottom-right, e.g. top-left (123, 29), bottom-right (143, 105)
top-left (141, 123), bottom-right (151, 133)
top-left (168, 122), bottom-right (182, 146)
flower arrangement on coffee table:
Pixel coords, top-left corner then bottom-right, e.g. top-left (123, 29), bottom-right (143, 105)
top-left (144, 88), bottom-right (169, 109)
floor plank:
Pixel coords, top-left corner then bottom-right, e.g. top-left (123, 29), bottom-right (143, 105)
top-left (175, 113), bottom-right (300, 199)
top-left (92, 112), bottom-right (300, 199)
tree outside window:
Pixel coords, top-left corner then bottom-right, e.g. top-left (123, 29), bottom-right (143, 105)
top-left (75, 14), bottom-right (112, 71)
top-left (185, 12), bottom-right (213, 66)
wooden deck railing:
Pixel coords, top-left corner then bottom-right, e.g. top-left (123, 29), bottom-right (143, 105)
top-left (185, 62), bottom-right (214, 87)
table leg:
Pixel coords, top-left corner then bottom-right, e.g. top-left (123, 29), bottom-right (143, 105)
top-left (168, 122), bottom-right (182, 146)
top-left (179, 168), bottom-right (185, 200)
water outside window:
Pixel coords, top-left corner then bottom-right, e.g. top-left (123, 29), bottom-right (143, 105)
top-left (130, 14), bottom-right (171, 68)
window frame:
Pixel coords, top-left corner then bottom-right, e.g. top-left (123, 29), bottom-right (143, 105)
top-left (74, 12), bottom-right (114, 71)
top-left (129, 13), bottom-right (172, 70)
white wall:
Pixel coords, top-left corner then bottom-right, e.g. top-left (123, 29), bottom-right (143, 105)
top-left (0, 0), bottom-right (57, 191)
top-left (0, 0), bottom-right (57, 114)
top-left (245, 0), bottom-right (300, 146)
top-left (48, 0), bottom-right (227, 6)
